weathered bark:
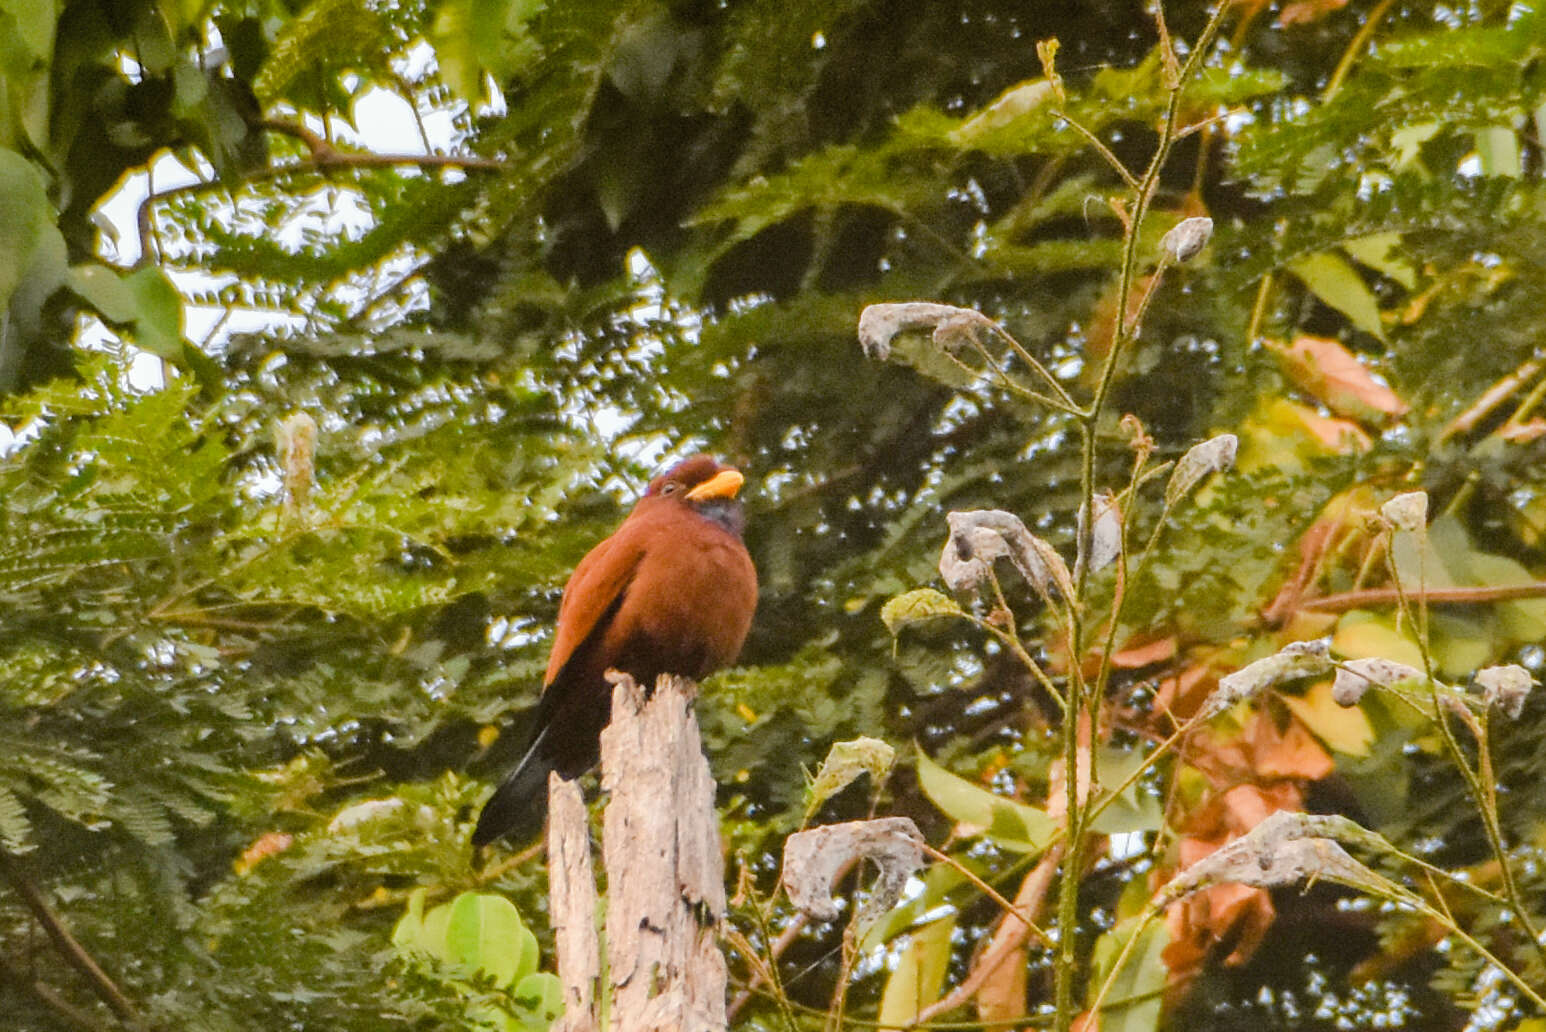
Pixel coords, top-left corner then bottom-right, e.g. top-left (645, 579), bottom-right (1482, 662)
top-left (547, 672), bottom-right (727, 1032)
top-left (548, 773), bottom-right (600, 1032)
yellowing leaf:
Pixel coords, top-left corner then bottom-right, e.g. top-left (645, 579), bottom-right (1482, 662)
top-left (1332, 612), bottom-right (1424, 668)
top-left (807, 737), bottom-right (895, 814)
top-left (881, 588), bottom-right (963, 635)
top-left (1282, 680), bottom-right (1374, 756)
top-left (954, 79), bottom-right (1055, 143)
top-left (878, 916), bottom-right (955, 1030)
top-left (1237, 397), bottom-right (1370, 474)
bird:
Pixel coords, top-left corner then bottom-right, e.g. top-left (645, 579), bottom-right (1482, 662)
top-left (472, 454), bottom-right (758, 847)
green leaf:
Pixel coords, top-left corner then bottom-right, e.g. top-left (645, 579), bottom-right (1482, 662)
top-left (1087, 917), bottom-right (1169, 1032)
top-left (0, 146), bottom-right (56, 307)
top-left (431, 0), bottom-right (545, 104)
top-left (512, 972), bottom-right (563, 1023)
top-left (422, 903), bottom-right (454, 963)
top-left (1342, 232), bottom-right (1417, 290)
top-left (1088, 748), bottom-right (1163, 836)
top-left (858, 859), bottom-right (967, 953)
top-left (0, 784), bottom-right (29, 849)
top-left (121, 266), bottom-right (187, 358)
top-left (391, 888), bottom-right (428, 950)
top-left (1287, 251), bottom-right (1386, 340)
top-left (445, 891), bottom-right (530, 987)
top-left (1475, 126), bottom-right (1522, 178)
top-left (67, 264), bottom-right (140, 323)
top-left (880, 588), bottom-right (963, 635)
top-left (916, 748), bottom-right (1056, 852)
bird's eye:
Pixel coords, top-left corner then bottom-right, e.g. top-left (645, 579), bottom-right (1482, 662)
top-left (661, 481), bottom-right (681, 495)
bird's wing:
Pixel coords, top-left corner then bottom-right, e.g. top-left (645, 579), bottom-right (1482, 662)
top-left (542, 524), bottom-right (647, 687)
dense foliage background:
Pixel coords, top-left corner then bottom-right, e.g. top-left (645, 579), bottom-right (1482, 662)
top-left (4, 0), bottom-right (1546, 1029)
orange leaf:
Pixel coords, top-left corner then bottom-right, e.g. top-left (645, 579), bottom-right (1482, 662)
top-left (1218, 781), bottom-right (1303, 831)
top-left (1249, 713), bottom-right (1334, 781)
top-left (1110, 636), bottom-right (1178, 668)
top-left (1163, 883), bottom-right (1275, 974)
top-left (1046, 714), bottom-right (1094, 819)
top-left (1268, 335), bottom-right (1408, 425)
top-left (1501, 418), bottom-right (1546, 443)
top-left (1279, 0), bottom-right (1350, 25)
top-left (235, 831), bottom-right (293, 874)
top-left (1153, 661), bottom-right (1218, 722)
top-left (975, 943), bottom-right (1029, 1023)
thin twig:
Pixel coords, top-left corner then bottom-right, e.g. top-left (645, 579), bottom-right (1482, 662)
top-left (1056, 6), bottom-right (1235, 1029)
top-left (0, 956), bottom-right (116, 1032)
top-left (982, 321), bottom-right (1079, 410)
top-left (1322, 0), bottom-right (1397, 102)
top-left (135, 126), bottom-right (502, 267)
top-left (918, 843), bottom-right (1054, 948)
top-left (0, 849), bottom-right (145, 1029)
top-left (1385, 538), bottom-right (1546, 970)
top-left (914, 844), bottom-right (1064, 1023)
top-left (1300, 581), bottom-right (1546, 612)
top-left (1440, 355), bottom-right (1546, 442)
top-left (727, 877), bottom-right (808, 1029)
top-left (1055, 113), bottom-right (1140, 190)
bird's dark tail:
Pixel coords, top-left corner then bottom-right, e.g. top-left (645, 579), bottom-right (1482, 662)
top-left (472, 728), bottom-right (555, 848)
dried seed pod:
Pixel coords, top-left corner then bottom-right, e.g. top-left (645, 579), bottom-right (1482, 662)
top-left (1332, 657), bottom-right (1425, 706)
top-left (858, 302), bottom-right (982, 360)
top-left (276, 411), bottom-right (318, 520)
top-left (1088, 491), bottom-right (1122, 572)
top-left (1379, 491), bottom-right (1428, 533)
top-left (1165, 433), bottom-right (1238, 507)
top-left (1202, 639), bottom-right (1331, 719)
top-left (1160, 216), bottom-right (1213, 263)
top-left (782, 817), bottom-right (925, 927)
top-left (1475, 664), bottom-right (1533, 719)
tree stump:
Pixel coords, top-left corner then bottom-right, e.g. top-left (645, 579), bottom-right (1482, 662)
top-left (548, 774), bottom-right (600, 1032)
top-left (547, 673), bottom-right (727, 1032)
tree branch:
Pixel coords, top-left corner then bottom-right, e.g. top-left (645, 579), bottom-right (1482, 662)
top-left (1300, 582), bottom-right (1546, 613)
top-left (0, 849), bottom-right (145, 1029)
top-left (135, 122), bottom-right (504, 267)
top-left (0, 955), bottom-right (118, 1032)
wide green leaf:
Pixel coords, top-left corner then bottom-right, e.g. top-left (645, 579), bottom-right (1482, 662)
top-left (916, 748), bottom-right (1057, 852)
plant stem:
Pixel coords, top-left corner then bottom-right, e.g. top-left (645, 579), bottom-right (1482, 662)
top-left (1052, 7), bottom-right (1234, 1030)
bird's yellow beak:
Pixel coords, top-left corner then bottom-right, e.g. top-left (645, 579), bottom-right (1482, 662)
top-left (686, 468), bottom-right (744, 501)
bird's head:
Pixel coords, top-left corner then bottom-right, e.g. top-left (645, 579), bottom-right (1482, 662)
top-left (643, 454), bottom-right (747, 535)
